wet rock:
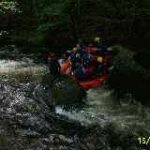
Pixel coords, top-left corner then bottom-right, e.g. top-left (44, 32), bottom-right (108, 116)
top-left (42, 74), bottom-right (86, 106)
top-left (107, 45), bottom-right (150, 104)
top-left (0, 81), bottom-right (81, 149)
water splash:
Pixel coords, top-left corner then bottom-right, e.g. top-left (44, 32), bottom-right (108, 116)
top-left (0, 59), bottom-right (47, 74)
top-left (56, 88), bottom-right (150, 133)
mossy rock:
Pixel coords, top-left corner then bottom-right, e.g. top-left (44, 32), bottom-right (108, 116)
top-left (42, 74), bottom-right (86, 105)
top-left (107, 45), bottom-right (150, 104)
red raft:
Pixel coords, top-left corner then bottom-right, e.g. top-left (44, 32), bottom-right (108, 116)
top-left (77, 75), bottom-right (108, 90)
top-left (60, 60), bottom-right (108, 90)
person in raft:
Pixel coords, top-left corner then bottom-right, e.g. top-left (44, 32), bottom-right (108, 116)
top-left (95, 37), bottom-right (109, 54)
top-left (48, 54), bottom-right (61, 78)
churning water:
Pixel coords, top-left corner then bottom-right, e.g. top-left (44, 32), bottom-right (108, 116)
top-left (0, 59), bottom-right (46, 74)
top-left (1, 58), bottom-right (149, 134)
top-left (56, 88), bottom-right (150, 133)
top-left (0, 58), bottom-right (150, 149)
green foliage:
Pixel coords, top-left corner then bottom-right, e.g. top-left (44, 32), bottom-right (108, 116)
top-left (36, 0), bottom-right (81, 40)
top-left (100, 0), bottom-right (150, 18)
top-left (10, 31), bottom-right (45, 48)
top-left (1, 0), bottom-right (150, 51)
top-left (0, 1), bottom-right (20, 15)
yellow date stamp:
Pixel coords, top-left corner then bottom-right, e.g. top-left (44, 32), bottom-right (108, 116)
top-left (138, 136), bottom-right (150, 145)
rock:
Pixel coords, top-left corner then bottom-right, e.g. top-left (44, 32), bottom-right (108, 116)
top-left (42, 74), bottom-right (86, 106)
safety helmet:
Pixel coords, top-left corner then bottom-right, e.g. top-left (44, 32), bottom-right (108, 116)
top-left (72, 47), bottom-right (77, 52)
top-left (97, 56), bottom-right (103, 63)
top-left (76, 53), bottom-right (80, 58)
top-left (94, 37), bottom-right (100, 42)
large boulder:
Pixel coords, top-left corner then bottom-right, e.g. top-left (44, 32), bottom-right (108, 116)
top-left (42, 74), bottom-right (86, 106)
top-left (107, 45), bottom-right (150, 104)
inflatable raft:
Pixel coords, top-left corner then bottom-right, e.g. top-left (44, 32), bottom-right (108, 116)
top-left (76, 75), bottom-right (108, 90)
top-left (60, 60), bottom-right (108, 90)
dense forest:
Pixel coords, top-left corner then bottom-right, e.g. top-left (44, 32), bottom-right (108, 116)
top-left (0, 0), bottom-right (150, 51)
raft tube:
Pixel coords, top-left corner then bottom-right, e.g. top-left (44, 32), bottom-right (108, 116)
top-left (76, 75), bottom-right (108, 90)
top-left (60, 60), bottom-right (108, 90)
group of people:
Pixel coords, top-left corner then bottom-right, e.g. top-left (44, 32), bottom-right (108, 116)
top-left (43, 37), bottom-right (112, 81)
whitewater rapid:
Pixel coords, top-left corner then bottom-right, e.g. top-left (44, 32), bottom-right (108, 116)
top-left (56, 88), bottom-right (150, 133)
top-left (1, 58), bottom-right (150, 135)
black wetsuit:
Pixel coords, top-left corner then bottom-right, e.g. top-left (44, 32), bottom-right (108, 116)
top-left (49, 59), bottom-right (61, 77)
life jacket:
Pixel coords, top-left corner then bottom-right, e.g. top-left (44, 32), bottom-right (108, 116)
top-left (60, 59), bottom-right (71, 73)
top-left (70, 53), bottom-right (76, 63)
top-left (85, 66), bottom-right (94, 77)
top-left (75, 65), bottom-right (86, 80)
top-left (77, 48), bottom-right (85, 57)
top-left (82, 51), bottom-right (91, 65)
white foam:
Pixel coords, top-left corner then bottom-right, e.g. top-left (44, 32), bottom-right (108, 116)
top-left (55, 88), bottom-right (150, 131)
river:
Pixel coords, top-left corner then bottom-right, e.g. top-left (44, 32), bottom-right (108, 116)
top-left (0, 56), bottom-right (150, 149)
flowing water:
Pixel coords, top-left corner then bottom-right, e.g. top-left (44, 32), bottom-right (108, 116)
top-left (0, 55), bottom-right (150, 149)
top-left (0, 59), bottom-right (46, 74)
top-left (56, 89), bottom-right (150, 132)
